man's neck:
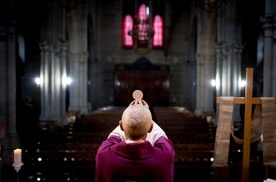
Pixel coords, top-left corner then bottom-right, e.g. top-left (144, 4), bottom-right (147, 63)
top-left (125, 139), bottom-right (145, 143)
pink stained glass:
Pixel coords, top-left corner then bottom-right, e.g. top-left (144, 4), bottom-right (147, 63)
top-left (137, 4), bottom-right (148, 41)
top-left (122, 15), bottom-right (133, 47)
top-left (138, 4), bottom-right (148, 20)
top-left (153, 15), bottom-right (163, 47)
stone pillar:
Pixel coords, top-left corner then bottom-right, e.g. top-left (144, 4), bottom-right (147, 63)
top-left (39, 42), bottom-right (68, 126)
top-left (38, 0), bottom-right (68, 126)
top-left (273, 25), bottom-right (276, 95)
top-left (213, 0), bottom-right (243, 124)
top-left (0, 0), bottom-right (20, 171)
top-left (260, 0), bottom-right (276, 96)
top-left (261, 14), bottom-right (274, 96)
top-left (195, 54), bottom-right (216, 115)
top-left (216, 45), bottom-right (243, 97)
top-left (66, 2), bottom-right (89, 114)
top-left (0, 0), bottom-right (18, 136)
top-left (6, 19), bottom-right (17, 135)
top-left (215, 44), bottom-right (243, 122)
top-left (0, 23), bottom-right (8, 132)
top-left (195, 8), bottom-right (217, 116)
top-left (68, 52), bottom-right (89, 114)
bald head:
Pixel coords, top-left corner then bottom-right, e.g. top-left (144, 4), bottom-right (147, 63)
top-left (120, 104), bottom-right (153, 140)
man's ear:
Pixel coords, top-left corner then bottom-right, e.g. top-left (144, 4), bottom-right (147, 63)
top-left (148, 122), bottom-right (153, 133)
top-left (119, 120), bottom-right (124, 131)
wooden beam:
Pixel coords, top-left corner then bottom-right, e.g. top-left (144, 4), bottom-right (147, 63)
top-left (215, 68), bottom-right (253, 182)
top-left (216, 68), bottom-right (276, 181)
top-left (242, 68), bottom-right (254, 182)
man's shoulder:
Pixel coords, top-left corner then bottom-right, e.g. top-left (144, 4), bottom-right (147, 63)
top-left (156, 136), bottom-right (173, 144)
top-left (97, 135), bottom-right (121, 153)
top-left (154, 137), bottom-right (175, 154)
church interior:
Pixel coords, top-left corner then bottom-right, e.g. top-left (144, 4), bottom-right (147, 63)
top-left (0, 0), bottom-right (276, 181)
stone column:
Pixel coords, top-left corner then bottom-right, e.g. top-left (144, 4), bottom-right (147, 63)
top-left (213, 0), bottom-right (243, 124)
top-left (195, 8), bottom-right (217, 116)
top-left (260, 0), bottom-right (276, 96)
top-left (261, 15), bottom-right (274, 96)
top-left (38, 0), bottom-right (68, 126)
top-left (39, 42), bottom-right (68, 126)
top-left (6, 19), bottom-right (17, 135)
top-left (216, 45), bottom-right (243, 97)
top-left (0, 0), bottom-right (20, 170)
top-left (0, 24), bottom-right (8, 133)
top-left (215, 44), bottom-right (243, 122)
top-left (273, 24), bottom-right (276, 95)
top-left (68, 52), bottom-right (89, 114)
top-left (195, 54), bottom-right (216, 115)
top-left (66, 2), bottom-right (89, 114)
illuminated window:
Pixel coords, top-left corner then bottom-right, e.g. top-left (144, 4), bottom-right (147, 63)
top-left (152, 15), bottom-right (163, 47)
top-left (137, 4), bottom-right (152, 43)
top-left (122, 15), bottom-right (133, 47)
top-left (138, 4), bottom-right (148, 21)
top-left (122, 0), bottom-right (164, 49)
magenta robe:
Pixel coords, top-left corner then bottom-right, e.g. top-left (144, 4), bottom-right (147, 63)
top-left (95, 136), bottom-right (175, 182)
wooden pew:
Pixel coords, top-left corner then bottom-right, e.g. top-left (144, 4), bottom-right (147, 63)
top-left (23, 150), bottom-right (96, 182)
top-left (152, 106), bottom-right (217, 181)
top-left (21, 106), bottom-right (224, 182)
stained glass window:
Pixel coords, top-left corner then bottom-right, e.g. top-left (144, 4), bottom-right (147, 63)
top-left (152, 15), bottom-right (163, 47)
top-left (122, 15), bottom-right (134, 47)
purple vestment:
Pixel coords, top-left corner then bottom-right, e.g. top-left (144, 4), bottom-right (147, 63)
top-left (95, 135), bottom-right (175, 182)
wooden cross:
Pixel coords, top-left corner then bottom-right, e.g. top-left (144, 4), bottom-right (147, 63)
top-left (216, 67), bottom-right (276, 182)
